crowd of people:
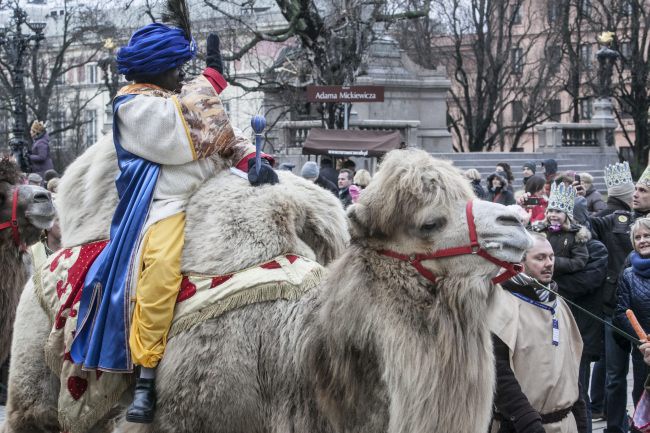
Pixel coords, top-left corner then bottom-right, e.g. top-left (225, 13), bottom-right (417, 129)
top-left (296, 154), bottom-right (650, 432)
top-left (465, 158), bottom-right (650, 433)
top-left (295, 157), bottom-right (372, 209)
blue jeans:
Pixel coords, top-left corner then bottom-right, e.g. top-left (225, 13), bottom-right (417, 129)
top-left (604, 318), bottom-right (631, 433)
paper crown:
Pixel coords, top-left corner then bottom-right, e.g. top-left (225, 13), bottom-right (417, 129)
top-left (548, 182), bottom-right (576, 216)
top-left (605, 161), bottom-right (634, 189)
top-left (639, 165), bottom-right (650, 187)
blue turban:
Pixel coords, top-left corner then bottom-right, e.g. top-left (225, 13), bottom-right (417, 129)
top-left (117, 23), bottom-right (197, 79)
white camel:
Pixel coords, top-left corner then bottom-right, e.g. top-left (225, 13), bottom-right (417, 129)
top-left (4, 142), bottom-right (531, 433)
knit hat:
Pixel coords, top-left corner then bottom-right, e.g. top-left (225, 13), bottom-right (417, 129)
top-left (301, 161), bottom-right (319, 180)
top-left (542, 159), bottom-right (558, 176)
top-left (27, 172), bottom-right (43, 185)
top-left (547, 182), bottom-right (576, 217)
top-left (523, 161), bottom-right (536, 174)
top-left (30, 120), bottom-right (46, 137)
top-left (605, 161), bottom-right (635, 201)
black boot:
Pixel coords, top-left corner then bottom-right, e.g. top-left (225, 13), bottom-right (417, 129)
top-left (126, 377), bottom-right (156, 423)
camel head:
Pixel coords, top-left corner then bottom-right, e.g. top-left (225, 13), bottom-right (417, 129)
top-left (0, 159), bottom-right (55, 249)
top-left (348, 149), bottom-right (532, 285)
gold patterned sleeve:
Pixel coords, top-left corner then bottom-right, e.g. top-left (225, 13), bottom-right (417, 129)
top-left (174, 75), bottom-right (237, 160)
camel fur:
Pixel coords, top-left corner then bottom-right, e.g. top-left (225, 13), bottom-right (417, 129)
top-left (0, 158), bottom-right (55, 365)
top-left (5, 146), bottom-right (531, 433)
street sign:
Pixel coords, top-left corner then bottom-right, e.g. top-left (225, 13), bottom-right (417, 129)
top-left (306, 85), bottom-right (384, 103)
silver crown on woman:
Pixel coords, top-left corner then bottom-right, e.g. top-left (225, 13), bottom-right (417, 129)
top-left (605, 161), bottom-right (633, 188)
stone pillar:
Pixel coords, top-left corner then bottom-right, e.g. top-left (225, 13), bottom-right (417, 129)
top-left (354, 36), bottom-right (453, 153)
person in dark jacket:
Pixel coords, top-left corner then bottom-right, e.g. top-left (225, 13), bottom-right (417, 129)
top-left (589, 162), bottom-right (650, 432)
top-left (487, 171), bottom-right (515, 205)
top-left (490, 232), bottom-right (587, 433)
top-left (614, 218), bottom-right (650, 409)
top-left (464, 168), bottom-right (487, 199)
top-left (28, 120), bottom-right (54, 179)
top-left (319, 157), bottom-right (339, 187)
top-left (300, 161), bottom-right (337, 195)
top-left (542, 158), bottom-right (559, 197)
top-left (522, 161), bottom-right (536, 187)
top-left (578, 172), bottom-right (606, 214)
top-left (337, 169), bottom-right (353, 208)
top-left (555, 237), bottom-right (608, 433)
top-left (496, 162), bottom-right (515, 193)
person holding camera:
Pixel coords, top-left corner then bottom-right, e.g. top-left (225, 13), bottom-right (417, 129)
top-left (517, 175), bottom-right (548, 223)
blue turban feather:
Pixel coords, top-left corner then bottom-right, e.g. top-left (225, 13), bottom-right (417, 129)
top-left (117, 23), bottom-right (197, 79)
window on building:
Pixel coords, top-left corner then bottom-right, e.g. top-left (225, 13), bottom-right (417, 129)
top-left (76, 66), bottom-right (85, 84)
top-left (51, 112), bottom-right (65, 149)
top-left (579, 0), bottom-right (591, 17)
top-left (547, 0), bottom-right (561, 24)
top-left (580, 98), bottom-right (593, 120)
top-left (511, 47), bottom-right (524, 74)
top-left (511, 4), bottom-right (522, 24)
top-left (580, 44), bottom-right (592, 70)
top-left (55, 72), bottom-right (66, 85)
top-left (86, 64), bottom-right (98, 84)
top-left (621, 0), bottom-right (634, 16)
top-left (619, 41), bottom-right (632, 59)
top-left (84, 110), bottom-right (97, 147)
top-left (547, 45), bottom-right (563, 73)
top-left (619, 98), bottom-right (634, 118)
top-left (548, 99), bottom-right (562, 121)
top-left (512, 101), bottom-right (524, 123)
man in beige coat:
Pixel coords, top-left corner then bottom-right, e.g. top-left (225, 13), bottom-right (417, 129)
top-left (489, 231), bottom-right (587, 433)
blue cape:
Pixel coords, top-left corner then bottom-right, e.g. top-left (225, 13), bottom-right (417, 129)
top-left (117, 23), bottom-right (197, 79)
top-left (70, 94), bottom-right (160, 372)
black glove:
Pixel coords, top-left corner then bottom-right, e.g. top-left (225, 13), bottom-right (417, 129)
top-left (206, 33), bottom-right (224, 74)
top-left (248, 158), bottom-right (278, 186)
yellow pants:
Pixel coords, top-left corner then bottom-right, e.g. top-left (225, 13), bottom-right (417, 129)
top-left (129, 212), bottom-right (185, 368)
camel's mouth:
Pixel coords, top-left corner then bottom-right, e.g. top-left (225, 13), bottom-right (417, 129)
top-left (482, 240), bottom-right (527, 264)
top-left (26, 204), bottom-right (56, 230)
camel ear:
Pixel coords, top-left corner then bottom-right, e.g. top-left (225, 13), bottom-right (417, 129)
top-left (347, 203), bottom-right (370, 239)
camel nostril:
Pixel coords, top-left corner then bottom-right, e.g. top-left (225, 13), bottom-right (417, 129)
top-left (497, 215), bottom-right (521, 226)
top-left (33, 191), bottom-right (51, 203)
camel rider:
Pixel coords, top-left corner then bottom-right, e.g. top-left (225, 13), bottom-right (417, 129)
top-left (69, 22), bottom-right (278, 424)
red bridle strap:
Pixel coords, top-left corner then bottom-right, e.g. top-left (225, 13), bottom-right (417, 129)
top-left (0, 188), bottom-right (21, 248)
top-left (378, 200), bottom-right (522, 285)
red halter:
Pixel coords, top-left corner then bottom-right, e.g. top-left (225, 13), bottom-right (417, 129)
top-left (379, 200), bottom-right (523, 285)
top-left (0, 188), bottom-right (22, 249)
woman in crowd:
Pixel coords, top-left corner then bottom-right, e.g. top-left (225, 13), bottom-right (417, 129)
top-left (28, 120), bottom-right (54, 179)
top-left (516, 175), bottom-right (548, 223)
top-left (487, 171), bottom-right (515, 205)
top-left (614, 218), bottom-right (650, 408)
top-left (463, 168), bottom-right (486, 200)
top-left (496, 162), bottom-right (515, 193)
top-left (349, 169), bottom-right (371, 203)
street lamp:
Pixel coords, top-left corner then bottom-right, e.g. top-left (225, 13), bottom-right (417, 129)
top-left (0, 6), bottom-right (46, 172)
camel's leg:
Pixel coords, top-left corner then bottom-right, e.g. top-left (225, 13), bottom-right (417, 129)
top-left (4, 281), bottom-right (59, 433)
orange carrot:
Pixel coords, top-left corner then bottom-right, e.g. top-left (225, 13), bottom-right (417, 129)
top-left (626, 309), bottom-right (648, 341)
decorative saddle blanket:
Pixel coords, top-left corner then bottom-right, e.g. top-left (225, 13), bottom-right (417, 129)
top-left (34, 240), bottom-right (323, 433)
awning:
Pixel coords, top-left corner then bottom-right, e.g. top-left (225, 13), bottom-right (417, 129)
top-left (302, 129), bottom-right (402, 157)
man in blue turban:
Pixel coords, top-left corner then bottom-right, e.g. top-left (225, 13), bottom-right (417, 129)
top-left (70, 22), bottom-right (277, 423)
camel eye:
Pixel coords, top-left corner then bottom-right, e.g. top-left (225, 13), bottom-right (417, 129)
top-left (421, 218), bottom-right (445, 232)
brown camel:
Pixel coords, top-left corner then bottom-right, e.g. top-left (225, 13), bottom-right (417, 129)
top-left (5, 147), bottom-right (531, 433)
top-left (0, 158), bottom-right (55, 365)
